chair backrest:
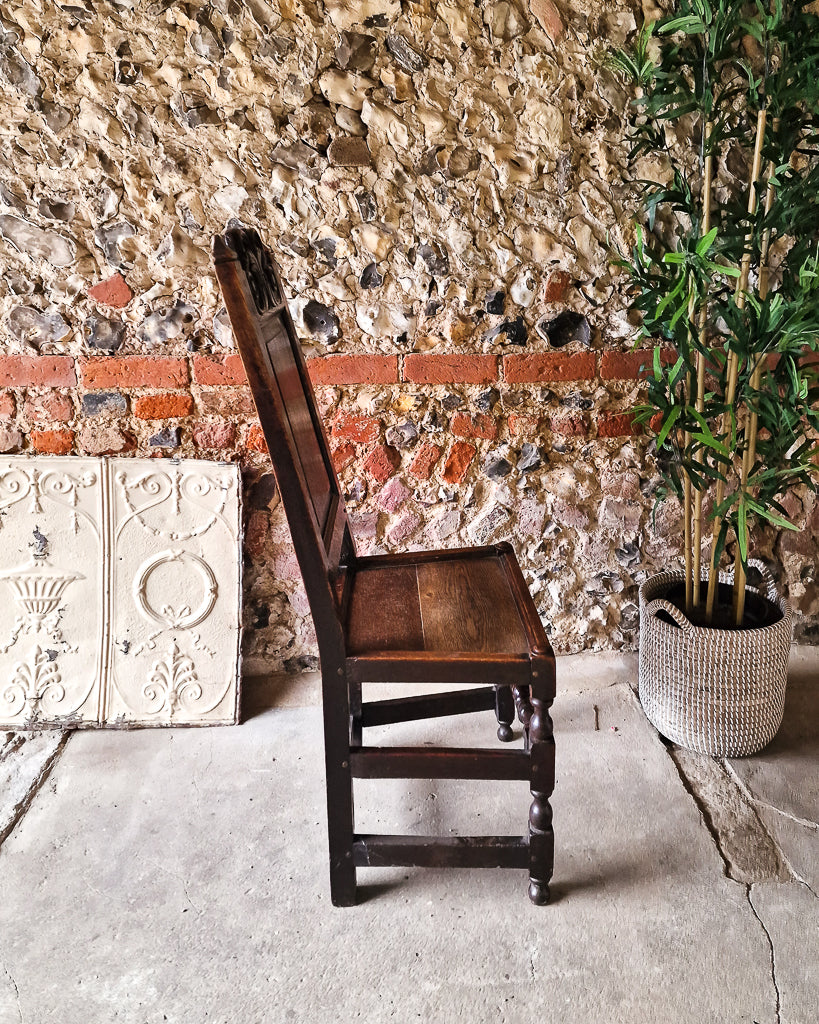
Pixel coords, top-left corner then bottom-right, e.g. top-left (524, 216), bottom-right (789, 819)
top-left (213, 228), bottom-right (354, 643)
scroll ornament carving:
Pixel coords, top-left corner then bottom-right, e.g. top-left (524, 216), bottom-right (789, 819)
top-left (0, 466), bottom-right (98, 536)
top-left (115, 466), bottom-right (236, 543)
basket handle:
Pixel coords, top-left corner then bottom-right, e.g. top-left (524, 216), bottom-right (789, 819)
top-left (725, 557), bottom-right (780, 602)
top-left (644, 598), bottom-right (692, 631)
top-left (747, 558), bottom-right (780, 603)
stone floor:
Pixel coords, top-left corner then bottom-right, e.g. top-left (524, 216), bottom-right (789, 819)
top-left (0, 650), bottom-right (816, 1024)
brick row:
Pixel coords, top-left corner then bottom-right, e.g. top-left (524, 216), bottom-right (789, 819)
top-left (0, 348), bottom-right (686, 390)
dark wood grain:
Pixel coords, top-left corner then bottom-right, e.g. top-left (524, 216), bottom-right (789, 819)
top-left (346, 564), bottom-right (423, 654)
top-left (417, 558), bottom-right (529, 653)
top-left (350, 747), bottom-right (531, 780)
top-left (262, 316), bottom-right (333, 533)
top-left (347, 651), bottom-right (532, 685)
top-left (361, 687), bottom-right (495, 727)
top-left (353, 835), bottom-right (529, 869)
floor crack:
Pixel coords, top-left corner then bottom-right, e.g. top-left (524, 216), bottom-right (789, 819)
top-left (746, 884), bottom-right (781, 1024)
top-left (663, 745), bottom-right (731, 879)
top-left (629, 688), bottom-right (792, 885)
top-left (139, 855), bottom-right (203, 915)
top-left (1, 958), bottom-right (23, 1024)
top-left (0, 732), bottom-right (71, 852)
top-left (721, 762), bottom-right (819, 832)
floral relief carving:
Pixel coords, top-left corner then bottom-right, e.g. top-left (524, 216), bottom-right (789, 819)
top-left (144, 642), bottom-right (203, 718)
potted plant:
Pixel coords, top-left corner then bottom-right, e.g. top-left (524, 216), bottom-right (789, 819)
top-left (609, 0), bottom-right (819, 754)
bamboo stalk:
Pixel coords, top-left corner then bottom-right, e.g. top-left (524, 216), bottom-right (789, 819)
top-left (732, 141), bottom-right (779, 623)
top-left (682, 287), bottom-right (698, 615)
top-left (684, 449), bottom-right (693, 613)
top-left (706, 107), bottom-right (768, 622)
top-left (692, 127), bottom-right (714, 609)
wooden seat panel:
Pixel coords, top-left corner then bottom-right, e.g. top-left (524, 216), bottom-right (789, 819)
top-left (417, 557), bottom-right (529, 654)
top-left (345, 563), bottom-right (425, 653)
top-left (346, 551), bottom-right (531, 657)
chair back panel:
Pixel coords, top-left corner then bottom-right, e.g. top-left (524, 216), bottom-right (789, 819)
top-left (260, 310), bottom-right (334, 535)
top-left (213, 228), bottom-right (352, 632)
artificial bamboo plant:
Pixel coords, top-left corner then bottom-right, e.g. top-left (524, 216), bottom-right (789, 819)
top-left (610, 0), bottom-right (819, 625)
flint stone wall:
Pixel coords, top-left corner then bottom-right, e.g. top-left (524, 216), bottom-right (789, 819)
top-left (0, 0), bottom-right (815, 674)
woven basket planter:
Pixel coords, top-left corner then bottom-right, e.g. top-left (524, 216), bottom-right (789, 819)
top-left (638, 562), bottom-right (792, 757)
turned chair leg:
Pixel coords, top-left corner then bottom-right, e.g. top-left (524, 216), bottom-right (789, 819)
top-left (494, 684), bottom-right (516, 742)
top-left (513, 684), bottom-right (533, 751)
top-left (527, 673), bottom-right (555, 906)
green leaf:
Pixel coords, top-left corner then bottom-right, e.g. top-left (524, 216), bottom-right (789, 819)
top-left (656, 405), bottom-right (682, 448)
top-left (696, 225), bottom-right (719, 256)
top-left (745, 498), bottom-right (798, 530)
top-left (659, 15), bottom-right (708, 34)
top-left (737, 500), bottom-right (748, 561)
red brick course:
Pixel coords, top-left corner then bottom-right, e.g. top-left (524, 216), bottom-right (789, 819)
top-left (308, 354), bottom-right (398, 386)
top-left (409, 441), bottom-right (442, 480)
top-left (197, 389), bottom-right (256, 417)
top-left (442, 441), bottom-right (476, 483)
top-left (544, 269), bottom-right (572, 303)
top-left (0, 356), bottom-right (77, 388)
top-left (600, 348), bottom-right (674, 380)
top-left (192, 354), bottom-right (247, 386)
top-left (403, 354), bottom-right (499, 385)
top-left (508, 413), bottom-right (541, 436)
top-left (81, 357), bottom-right (188, 389)
top-left (78, 425), bottom-right (134, 455)
top-left (88, 272), bottom-right (134, 308)
top-left (0, 392), bottom-right (15, 419)
top-left (192, 422), bottom-right (237, 449)
top-left (133, 393), bottom-right (195, 419)
top-left (548, 415), bottom-right (589, 437)
top-left (246, 423), bottom-right (268, 453)
top-left (30, 429), bottom-right (74, 454)
top-left (331, 441), bottom-right (356, 472)
top-left (503, 352), bottom-right (595, 383)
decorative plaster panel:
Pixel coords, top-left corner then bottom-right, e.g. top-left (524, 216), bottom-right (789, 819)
top-left (0, 458), bottom-right (241, 728)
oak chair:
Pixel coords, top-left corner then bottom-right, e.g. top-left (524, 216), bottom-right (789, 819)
top-left (213, 227), bottom-right (556, 905)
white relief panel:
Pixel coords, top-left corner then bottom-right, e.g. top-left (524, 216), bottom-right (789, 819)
top-left (0, 457), bottom-right (242, 728)
top-left (106, 460), bottom-right (242, 726)
top-left (0, 459), bottom-right (104, 727)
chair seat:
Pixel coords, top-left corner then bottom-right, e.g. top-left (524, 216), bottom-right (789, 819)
top-left (345, 543), bottom-right (549, 684)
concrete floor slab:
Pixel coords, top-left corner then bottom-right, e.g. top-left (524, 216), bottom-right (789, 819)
top-left (0, 668), bottom-right (800, 1024)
